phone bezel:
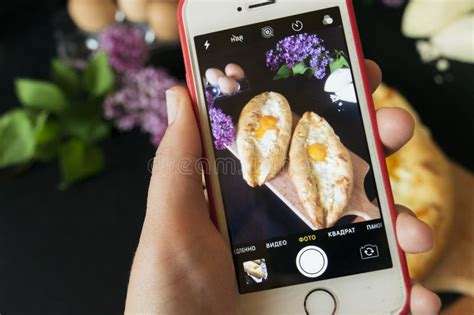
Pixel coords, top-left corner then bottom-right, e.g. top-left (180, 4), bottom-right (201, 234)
top-left (178, 0), bottom-right (410, 313)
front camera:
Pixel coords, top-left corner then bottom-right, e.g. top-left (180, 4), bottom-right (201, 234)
top-left (237, 7), bottom-right (243, 12)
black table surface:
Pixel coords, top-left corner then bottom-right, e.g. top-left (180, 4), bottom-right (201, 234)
top-left (0, 1), bottom-right (471, 313)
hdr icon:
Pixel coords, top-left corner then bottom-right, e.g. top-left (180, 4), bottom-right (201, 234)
top-left (231, 35), bottom-right (244, 43)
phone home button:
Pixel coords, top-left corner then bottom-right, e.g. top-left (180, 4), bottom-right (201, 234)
top-left (304, 289), bottom-right (337, 315)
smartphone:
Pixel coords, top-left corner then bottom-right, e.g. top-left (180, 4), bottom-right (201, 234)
top-left (178, 0), bottom-right (410, 313)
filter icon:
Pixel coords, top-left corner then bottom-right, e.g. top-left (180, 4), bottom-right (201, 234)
top-left (323, 15), bottom-right (334, 26)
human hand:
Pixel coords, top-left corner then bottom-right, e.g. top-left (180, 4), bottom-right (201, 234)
top-left (125, 60), bottom-right (441, 315)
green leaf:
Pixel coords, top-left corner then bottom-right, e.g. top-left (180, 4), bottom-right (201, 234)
top-left (34, 120), bottom-right (61, 161)
top-left (0, 110), bottom-right (35, 168)
top-left (59, 96), bottom-right (110, 143)
top-left (58, 139), bottom-right (105, 188)
top-left (62, 114), bottom-right (110, 143)
top-left (33, 112), bottom-right (49, 134)
top-left (292, 62), bottom-right (308, 76)
top-left (88, 122), bottom-right (111, 143)
top-left (306, 67), bottom-right (316, 78)
top-left (15, 79), bottom-right (67, 112)
top-left (51, 59), bottom-right (81, 96)
top-left (273, 65), bottom-right (293, 80)
top-left (35, 145), bottom-right (58, 162)
top-left (330, 54), bottom-right (350, 73)
top-left (35, 120), bottom-right (59, 145)
top-left (340, 55), bottom-right (350, 68)
top-left (84, 52), bottom-right (115, 97)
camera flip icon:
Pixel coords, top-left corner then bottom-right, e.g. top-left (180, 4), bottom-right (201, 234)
top-left (360, 244), bottom-right (379, 260)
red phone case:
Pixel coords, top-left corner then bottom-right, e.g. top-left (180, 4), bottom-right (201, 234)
top-left (177, 1), bottom-right (411, 313)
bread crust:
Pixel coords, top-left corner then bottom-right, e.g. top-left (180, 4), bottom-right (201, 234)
top-left (289, 112), bottom-right (353, 229)
top-left (373, 84), bottom-right (454, 280)
top-left (237, 92), bottom-right (292, 187)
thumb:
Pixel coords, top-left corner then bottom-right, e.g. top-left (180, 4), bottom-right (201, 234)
top-left (125, 86), bottom-right (212, 313)
top-left (145, 86), bottom-right (209, 229)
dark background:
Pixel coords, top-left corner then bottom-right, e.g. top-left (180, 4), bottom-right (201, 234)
top-left (0, 1), bottom-right (471, 313)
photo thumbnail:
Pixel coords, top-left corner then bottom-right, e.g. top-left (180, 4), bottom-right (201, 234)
top-left (243, 259), bottom-right (269, 285)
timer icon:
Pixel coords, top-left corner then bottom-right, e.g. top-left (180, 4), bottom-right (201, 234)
top-left (292, 20), bottom-right (304, 32)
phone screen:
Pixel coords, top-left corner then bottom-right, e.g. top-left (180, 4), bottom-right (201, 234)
top-left (194, 7), bottom-right (393, 294)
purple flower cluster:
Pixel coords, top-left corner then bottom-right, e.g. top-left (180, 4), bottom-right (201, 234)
top-left (99, 25), bottom-right (149, 73)
top-left (209, 107), bottom-right (235, 150)
top-left (104, 67), bottom-right (178, 146)
top-left (382, 0), bottom-right (405, 7)
top-left (206, 90), bottom-right (215, 108)
top-left (266, 33), bottom-right (333, 79)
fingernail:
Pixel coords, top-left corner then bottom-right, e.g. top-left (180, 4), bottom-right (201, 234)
top-left (166, 89), bottom-right (180, 125)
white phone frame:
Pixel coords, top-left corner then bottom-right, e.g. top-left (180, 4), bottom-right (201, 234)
top-left (180, 0), bottom-right (409, 313)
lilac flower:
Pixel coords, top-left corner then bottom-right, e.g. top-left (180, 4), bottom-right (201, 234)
top-left (206, 90), bottom-right (216, 108)
top-left (266, 49), bottom-right (281, 72)
top-left (266, 33), bottom-right (333, 79)
top-left (99, 25), bottom-right (149, 73)
top-left (314, 54), bottom-right (333, 79)
top-left (209, 107), bottom-right (235, 150)
top-left (104, 67), bottom-right (179, 146)
top-left (382, 0), bottom-right (405, 7)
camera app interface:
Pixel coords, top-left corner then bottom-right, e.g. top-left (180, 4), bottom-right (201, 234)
top-left (194, 7), bottom-right (393, 293)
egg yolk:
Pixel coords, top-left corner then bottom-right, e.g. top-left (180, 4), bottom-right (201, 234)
top-left (255, 116), bottom-right (278, 139)
top-left (307, 144), bottom-right (327, 161)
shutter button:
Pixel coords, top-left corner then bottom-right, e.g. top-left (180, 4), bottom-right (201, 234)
top-left (296, 246), bottom-right (328, 278)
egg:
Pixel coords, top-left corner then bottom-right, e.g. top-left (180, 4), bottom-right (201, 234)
top-left (225, 63), bottom-right (245, 80)
top-left (118, 0), bottom-right (148, 22)
top-left (68, 0), bottom-right (116, 33)
top-left (307, 143), bottom-right (328, 162)
top-left (147, 1), bottom-right (180, 42)
top-left (255, 116), bottom-right (278, 139)
top-left (218, 76), bottom-right (240, 95)
top-left (205, 68), bottom-right (225, 86)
